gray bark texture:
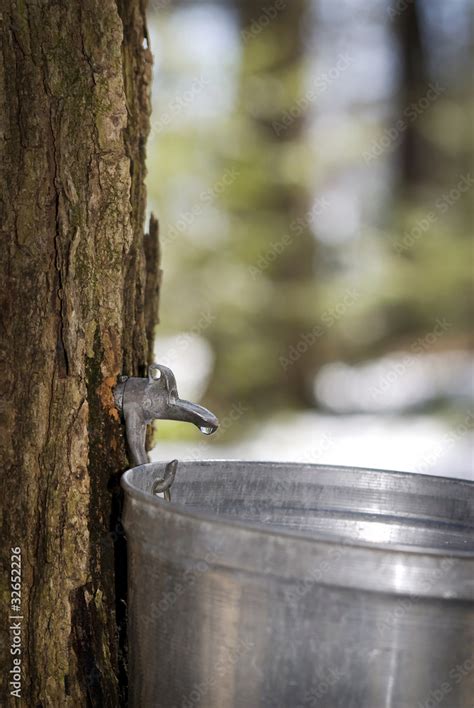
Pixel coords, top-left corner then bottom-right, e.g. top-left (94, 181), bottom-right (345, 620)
top-left (0, 0), bottom-right (160, 704)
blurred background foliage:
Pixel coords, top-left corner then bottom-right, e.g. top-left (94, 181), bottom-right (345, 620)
top-left (146, 0), bottom-right (473, 476)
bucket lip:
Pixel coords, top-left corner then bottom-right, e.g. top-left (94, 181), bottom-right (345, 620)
top-left (121, 460), bottom-right (474, 560)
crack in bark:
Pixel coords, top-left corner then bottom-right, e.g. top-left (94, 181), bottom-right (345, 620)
top-left (50, 113), bottom-right (70, 380)
top-left (0, 1), bottom-right (158, 704)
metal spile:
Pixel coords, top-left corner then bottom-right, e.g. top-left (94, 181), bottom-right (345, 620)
top-left (114, 363), bottom-right (219, 468)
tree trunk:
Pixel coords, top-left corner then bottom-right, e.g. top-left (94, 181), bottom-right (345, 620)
top-left (227, 0), bottom-right (318, 409)
top-left (0, 1), bottom-right (160, 705)
top-left (395, 0), bottom-right (430, 190)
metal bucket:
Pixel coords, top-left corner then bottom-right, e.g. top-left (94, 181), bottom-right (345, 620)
top-left (122, 461), bottom-right (474, 708)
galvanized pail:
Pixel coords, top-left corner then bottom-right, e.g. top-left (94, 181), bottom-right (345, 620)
top-left (122, 461), bottom-right (474, 708)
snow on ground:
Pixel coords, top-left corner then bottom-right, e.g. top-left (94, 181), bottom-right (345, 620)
top-left (151, 412), bottom-right (473, 481)
top-left (150, 345), bottom-right (473, 480)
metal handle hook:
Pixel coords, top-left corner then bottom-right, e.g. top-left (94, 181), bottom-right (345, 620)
top-left (152, 459), bottom-right (178, 501)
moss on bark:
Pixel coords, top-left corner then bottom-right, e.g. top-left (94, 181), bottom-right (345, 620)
top-left (0, 1), bottom-right (159, 704)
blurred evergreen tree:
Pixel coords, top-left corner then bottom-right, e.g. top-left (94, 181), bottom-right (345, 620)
top-left (147, 0), bottom-right (473, 430)
top-left (206, 0), bottom-right (320, 413)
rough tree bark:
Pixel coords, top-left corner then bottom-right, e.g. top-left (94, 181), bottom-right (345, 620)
top-left (0, 1), bottom-right (160, 705)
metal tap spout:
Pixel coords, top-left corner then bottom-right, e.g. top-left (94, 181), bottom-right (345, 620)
top-left (114, 364), bottom-right (219, 467)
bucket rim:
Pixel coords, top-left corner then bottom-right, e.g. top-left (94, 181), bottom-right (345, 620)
top-left (121, 459), bottom-right (474, 560)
